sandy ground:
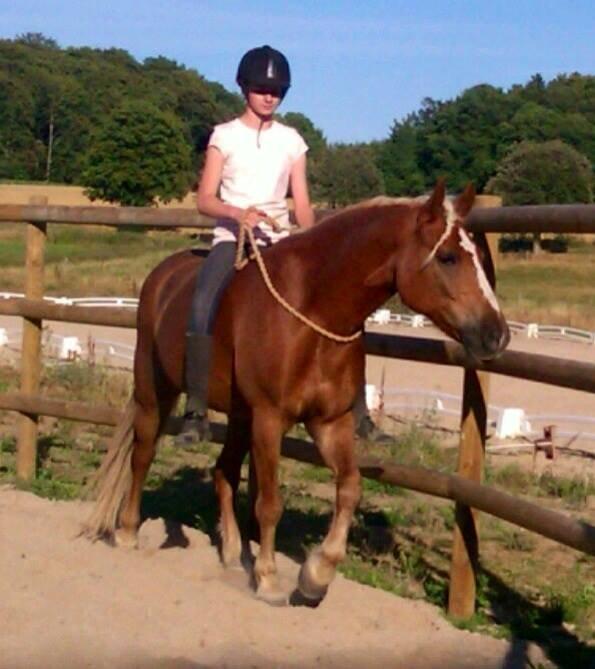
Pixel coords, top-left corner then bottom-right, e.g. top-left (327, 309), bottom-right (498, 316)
top-left (0, 486), bottom-right (552, 669)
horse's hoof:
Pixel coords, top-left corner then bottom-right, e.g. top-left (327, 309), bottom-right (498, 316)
top-left (219, 531), bottom-right (242, 569)
top-left (114, 529), bottom-right (138, 549)
top-left (298, 566), bottom-right (328, 603)
top-left (297, 555), bottom-right (331, 603)
top-left (255, 583), bottom-right (289, 607)
top-left (255, 573), bottom-right (288, 607)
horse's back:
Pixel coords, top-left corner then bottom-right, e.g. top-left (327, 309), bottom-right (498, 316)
top-left (139, 249), bottom-right (203, 312)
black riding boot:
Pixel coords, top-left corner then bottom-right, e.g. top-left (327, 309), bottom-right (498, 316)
top-left (176, 333), bottom-right (213, 445)
top-left (353, 384), bottom-right (392, 443)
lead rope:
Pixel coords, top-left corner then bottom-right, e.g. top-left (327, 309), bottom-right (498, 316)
top-left (234, 210), bottom-right (362, 344)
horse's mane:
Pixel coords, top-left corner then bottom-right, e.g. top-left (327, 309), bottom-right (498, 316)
top-left (317, 194), bottom-right (429, 225)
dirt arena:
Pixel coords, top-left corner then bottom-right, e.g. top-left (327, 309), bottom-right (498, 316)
top-left (1, 486), bottom-right (553, 669)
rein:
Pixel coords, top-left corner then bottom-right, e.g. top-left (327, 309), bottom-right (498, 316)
top-left (234, 211), bottom-right (362, 344)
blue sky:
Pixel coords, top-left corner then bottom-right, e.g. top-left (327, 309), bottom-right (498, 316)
top-left (1, 1), bottom-right (593, 143)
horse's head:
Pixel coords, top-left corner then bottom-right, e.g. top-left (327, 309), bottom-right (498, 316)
top-left (396, 180), bottom-right (510, 361)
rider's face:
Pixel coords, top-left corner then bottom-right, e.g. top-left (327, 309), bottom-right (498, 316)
top-left (246, 87), bottom-right (282, 117)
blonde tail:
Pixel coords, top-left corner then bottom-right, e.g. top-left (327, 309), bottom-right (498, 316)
top-left (81, 397), bottom-right (136, 541)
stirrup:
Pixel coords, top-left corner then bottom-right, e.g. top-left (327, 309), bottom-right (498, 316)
top-left (175, 411), bottom-right (212, 446)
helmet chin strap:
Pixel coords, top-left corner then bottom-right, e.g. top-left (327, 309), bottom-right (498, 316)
top-left (246, 97), bottom-right (272, 149)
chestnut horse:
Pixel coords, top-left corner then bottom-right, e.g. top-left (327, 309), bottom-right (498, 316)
top-left (85, 180), bottom-right (509, 605)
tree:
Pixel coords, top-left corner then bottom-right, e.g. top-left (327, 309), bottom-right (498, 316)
top-left (280, 111), bottom-right (328, 196)
top-left (485, 139), bottom-right (593, 205)
top-left (377, 118), bottom-right (425, 196)
top-left (82, 100), bottom-right (193, 206)
top-left (0, 73), bottom-right (40, 179)
top-left (281, 112), bottom-right (327, 160)
top-left (0, 37), bottom-right (245, 183)
top-left (316, 144), bottom-right (384, 207)
top-left (15, 33), bottom-right (59, 49)
top-left (416, 84), bottom-right (518, 191)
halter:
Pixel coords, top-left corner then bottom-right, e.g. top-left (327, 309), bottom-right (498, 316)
top-left (234, 209), bottom-right (362, 343)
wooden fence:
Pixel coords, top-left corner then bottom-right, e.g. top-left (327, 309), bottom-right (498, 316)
top-left (1, 197), bottom-right (594, 621)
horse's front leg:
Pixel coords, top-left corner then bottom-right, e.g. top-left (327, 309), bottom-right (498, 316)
top-left (299, 412), bottom-right (361, 603)
top-left (250, 407), bottom-right (286, 605)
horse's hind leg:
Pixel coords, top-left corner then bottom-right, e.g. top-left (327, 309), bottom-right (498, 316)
top-left (116, 391), bottom-right (178, 547)
top-left (298, 413), bottom-right (361, 603)
top-left (213, 414), bottom-right (250, 567)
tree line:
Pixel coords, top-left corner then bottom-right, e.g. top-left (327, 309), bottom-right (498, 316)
top-left (1, 34), bottom-right (593, 207)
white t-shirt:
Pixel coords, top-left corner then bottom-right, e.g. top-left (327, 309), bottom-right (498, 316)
top-left (208, 118), bottom-right (308, 246)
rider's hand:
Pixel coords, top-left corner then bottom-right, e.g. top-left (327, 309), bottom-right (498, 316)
top-left (241, 206), bottom-right (268, 229)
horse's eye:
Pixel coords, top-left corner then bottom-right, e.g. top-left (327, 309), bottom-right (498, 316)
top-left (437, 252), bottom-right (457, 266)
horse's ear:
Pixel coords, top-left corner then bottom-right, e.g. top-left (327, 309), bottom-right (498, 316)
top-left (418, 178), bottom-right (446, 226)
top-left (454, 182), bottom-right (476, 219)
top-left (417, 178), bottom-right (447, 252)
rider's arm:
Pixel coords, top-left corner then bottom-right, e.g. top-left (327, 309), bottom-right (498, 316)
top-left (196, 146), bottom-right (244, 222)
top-left (196, 147), bottom-right (265, 228)
top-left (290, 153), bottom-right (315, 230)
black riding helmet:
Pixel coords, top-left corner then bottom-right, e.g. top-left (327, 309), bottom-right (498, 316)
top-left (236, 45), bottom-right (291, 99)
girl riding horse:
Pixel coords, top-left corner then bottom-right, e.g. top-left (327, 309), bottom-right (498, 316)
top-left (179, 44), bottom-right (387, 445)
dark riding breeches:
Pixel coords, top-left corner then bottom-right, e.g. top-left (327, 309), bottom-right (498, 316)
top-left (188, 242), bottom-right (237, 335)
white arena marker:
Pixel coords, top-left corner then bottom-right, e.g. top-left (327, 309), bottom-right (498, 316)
top-left (0, 328), bottom-right (8, 347)
top-left (371, 308), bottom-right (391, 325)
top-left (365, 384), bottom-right (381, 411)
top-left (496, 408), bottom-right (531, 439)
top-left (59, 336), bottom-right (82, 360)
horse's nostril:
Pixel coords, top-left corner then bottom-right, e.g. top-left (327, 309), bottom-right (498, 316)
top-left (481, 324), bottom-right (509, 356)
top-left (499, 327), bottom-right (511, 350)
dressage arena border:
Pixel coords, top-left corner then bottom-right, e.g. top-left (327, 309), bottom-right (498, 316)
top-left (0, 197), bottom-right (594, 621)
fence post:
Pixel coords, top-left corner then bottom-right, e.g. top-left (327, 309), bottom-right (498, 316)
top-left (448, 195), bottom-right (501, 618)
top-left (16, 195), bottom-right (47, 482)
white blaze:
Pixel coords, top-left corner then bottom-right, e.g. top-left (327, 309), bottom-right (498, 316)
top-left (423, 200), bottom-right (457, 267)
top-left (458, 228), bottom-right (500, 312)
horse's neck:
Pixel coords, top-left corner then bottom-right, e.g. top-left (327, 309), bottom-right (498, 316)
top-left (297, 210), bottom-right (404, 334)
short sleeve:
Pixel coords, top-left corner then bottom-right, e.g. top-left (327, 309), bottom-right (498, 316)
top-left (208, 125), bottom-right (229, 159)
top-left (289, 128), bottom-right (308, 164)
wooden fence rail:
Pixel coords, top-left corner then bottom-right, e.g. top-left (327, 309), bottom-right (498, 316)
top-left (1, 198), bottom-right (594, 621)
top-left (2, 298), bottom-right (595, 393)
top-left (2, 202), bottom-right (595, 233)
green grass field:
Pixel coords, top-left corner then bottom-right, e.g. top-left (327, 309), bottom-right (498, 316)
top-left (497, 240), bottom-right (595, 330)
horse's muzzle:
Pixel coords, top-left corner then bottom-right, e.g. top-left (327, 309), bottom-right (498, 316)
top-left (461, 315), bottom-right (510, 362)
